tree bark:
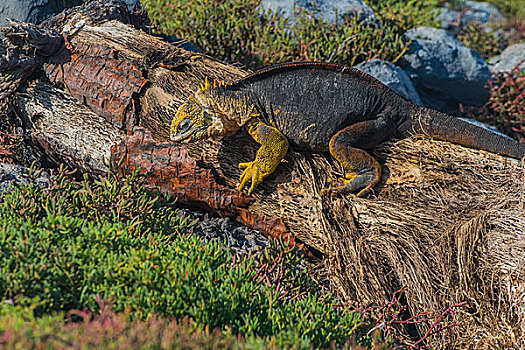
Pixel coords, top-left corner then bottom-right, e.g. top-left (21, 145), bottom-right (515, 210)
top-left (2, 1), bottom-right (525, 347)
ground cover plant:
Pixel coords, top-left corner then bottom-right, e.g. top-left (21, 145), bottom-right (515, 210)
top-left (484, 0), bottom-right (525, 19)
top-left (457, 22), bottom-right (508, 60)
top-left (144, 0), bottom-right (440, 70)
top-left (0, 303), bottom-right (384, 349)
top-left (455, 0), bottom-right (524, 59)
top-left (0, 165), bottom-right (377, 348)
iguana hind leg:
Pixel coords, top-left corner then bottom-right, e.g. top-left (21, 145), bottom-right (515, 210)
top-left (325, 117), bottom-right (394, 197)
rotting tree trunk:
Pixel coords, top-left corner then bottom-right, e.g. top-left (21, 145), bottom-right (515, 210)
top-left (2, 1), bottom-right (525, 348)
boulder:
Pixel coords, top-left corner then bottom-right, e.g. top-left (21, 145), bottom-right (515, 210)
top-left (489, 43), bottom-right (525, 74)
top-left (437, 1), bottom-right (504, 33)
top-left (0, 162), bottom-right (50, 195)
top-left (353, 59), bottom-right (423, 106)
top-left (402, 26), bottom-right (491, 112)
top-left (260, 0), bottom-right (379, 26)
top-left (0, 0), bottom-right (84, 27)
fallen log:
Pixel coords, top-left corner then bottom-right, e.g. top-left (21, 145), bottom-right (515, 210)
top-left (1, 1), bottom-right (525, 348)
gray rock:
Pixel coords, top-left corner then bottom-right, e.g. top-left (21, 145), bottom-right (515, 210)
top-left (0, 0), bottom-right (84, 27)
top-left (436, 7), bottom-right (462, 31)
top-left (180, 209), bottom-right (269, 256)
top-left (489, 43), bottom-right (525, 74)
top-left (437, 1), bottom-right (504, 33)
top-left (463, 1), bottom-right (504, 24)
top-left (0, 162), bottom-right (50, 195)
top-left (353, 59), bottom-right (423, 106)
top-left (260, 0), bottom-right (379, 26)
top-left (402, 26), bottom-right (491, 112)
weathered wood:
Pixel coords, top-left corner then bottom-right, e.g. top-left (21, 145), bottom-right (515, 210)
top-left (2, 1), bottom-right (525, 347)
top-left (0, 20), bottom-right (62, 101)
top-left (17, 78), bottom-right (122, 174)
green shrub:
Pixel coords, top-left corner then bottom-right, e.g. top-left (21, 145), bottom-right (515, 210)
top-left (0, 304), bottom-right (378, 349)
top-left (145, 0), bottom-right (262, 65)
top-left (366, 0), bottom-right (441, 31)
top-left (484, 0), bottom-right (525, 19)
top-left (0, 165), bottom-right (191, 234)
top-left (457, 22), bottom-right (508, 60)
top-left (250, 8), bottom-right (410, 67)
top-left (143, 0), bottom-right (441, 69)
top-left (0, 166), bottom-right (372, 348)
top-left (0, 305), bottom-right (255, 349)
top-left (462, 61), bottom-right (525, 142)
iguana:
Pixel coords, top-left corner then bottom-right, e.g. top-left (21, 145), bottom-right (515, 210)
top-left (170, 62), bottom-right (525, 196)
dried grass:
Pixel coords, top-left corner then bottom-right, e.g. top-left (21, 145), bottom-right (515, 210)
top-left (322, 136), bottom-right (525, 349)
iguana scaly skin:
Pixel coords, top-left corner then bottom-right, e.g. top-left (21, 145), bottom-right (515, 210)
top-left (170, 62), bottom-right (525, 196)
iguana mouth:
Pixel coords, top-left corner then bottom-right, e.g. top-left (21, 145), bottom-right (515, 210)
top-left (170, 125), bottom-right (207, 143)
top-left (170, 130), bottom-right (191, 142)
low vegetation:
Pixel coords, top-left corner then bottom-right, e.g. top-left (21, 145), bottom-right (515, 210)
top-left (457, 22), bottom-right (508, 60)
top-left (144, 0), bottom-right (440, 69)
top-left (463, 61), bottom-right (525, 142)
top-left (484, 0), bottom-right (525, 19)
top-left (0, 165), bottom-right (377, 348)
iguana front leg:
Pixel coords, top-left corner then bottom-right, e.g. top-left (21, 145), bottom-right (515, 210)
top-left (239, 119), bottom-right (289, 194)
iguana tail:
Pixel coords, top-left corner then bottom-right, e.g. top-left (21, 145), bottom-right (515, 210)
top-left (409, 106), bottom-right (525, 160)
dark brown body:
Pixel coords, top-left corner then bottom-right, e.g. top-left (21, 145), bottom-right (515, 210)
top-left (203, 62), bottom-right (525, 195)
top-left (218, 62), bottom-right (525, 159)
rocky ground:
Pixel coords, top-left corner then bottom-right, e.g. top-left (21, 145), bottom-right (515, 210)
top-left (180, 207), bottom-right (270, 254)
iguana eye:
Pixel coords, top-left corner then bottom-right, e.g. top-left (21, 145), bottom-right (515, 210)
top-left (178, 119), bottom-right (191, 131)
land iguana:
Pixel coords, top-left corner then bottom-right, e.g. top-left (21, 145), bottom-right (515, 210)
top-left (170, 62), bottom-right (525, 196)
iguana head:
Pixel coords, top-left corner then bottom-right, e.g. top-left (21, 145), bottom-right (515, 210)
top-left (170, 96), bottom-right (213, 143)
top-left (170, 78), bottom-right (244, 143)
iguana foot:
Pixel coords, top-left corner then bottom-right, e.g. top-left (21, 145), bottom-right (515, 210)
top-left (327, 121), bottom-right (387, 197)
top-left (238, 120), bottom-right (289, 195)
top-left (322, 169), bottom-right (379, 197)
top-left (239, 161), bottom-right (264, 195)
top-left (338, 173), bottom-right (358, 182)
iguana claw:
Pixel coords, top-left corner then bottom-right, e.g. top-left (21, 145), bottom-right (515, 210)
top-left (239, 161), bottom-right (264, 195)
